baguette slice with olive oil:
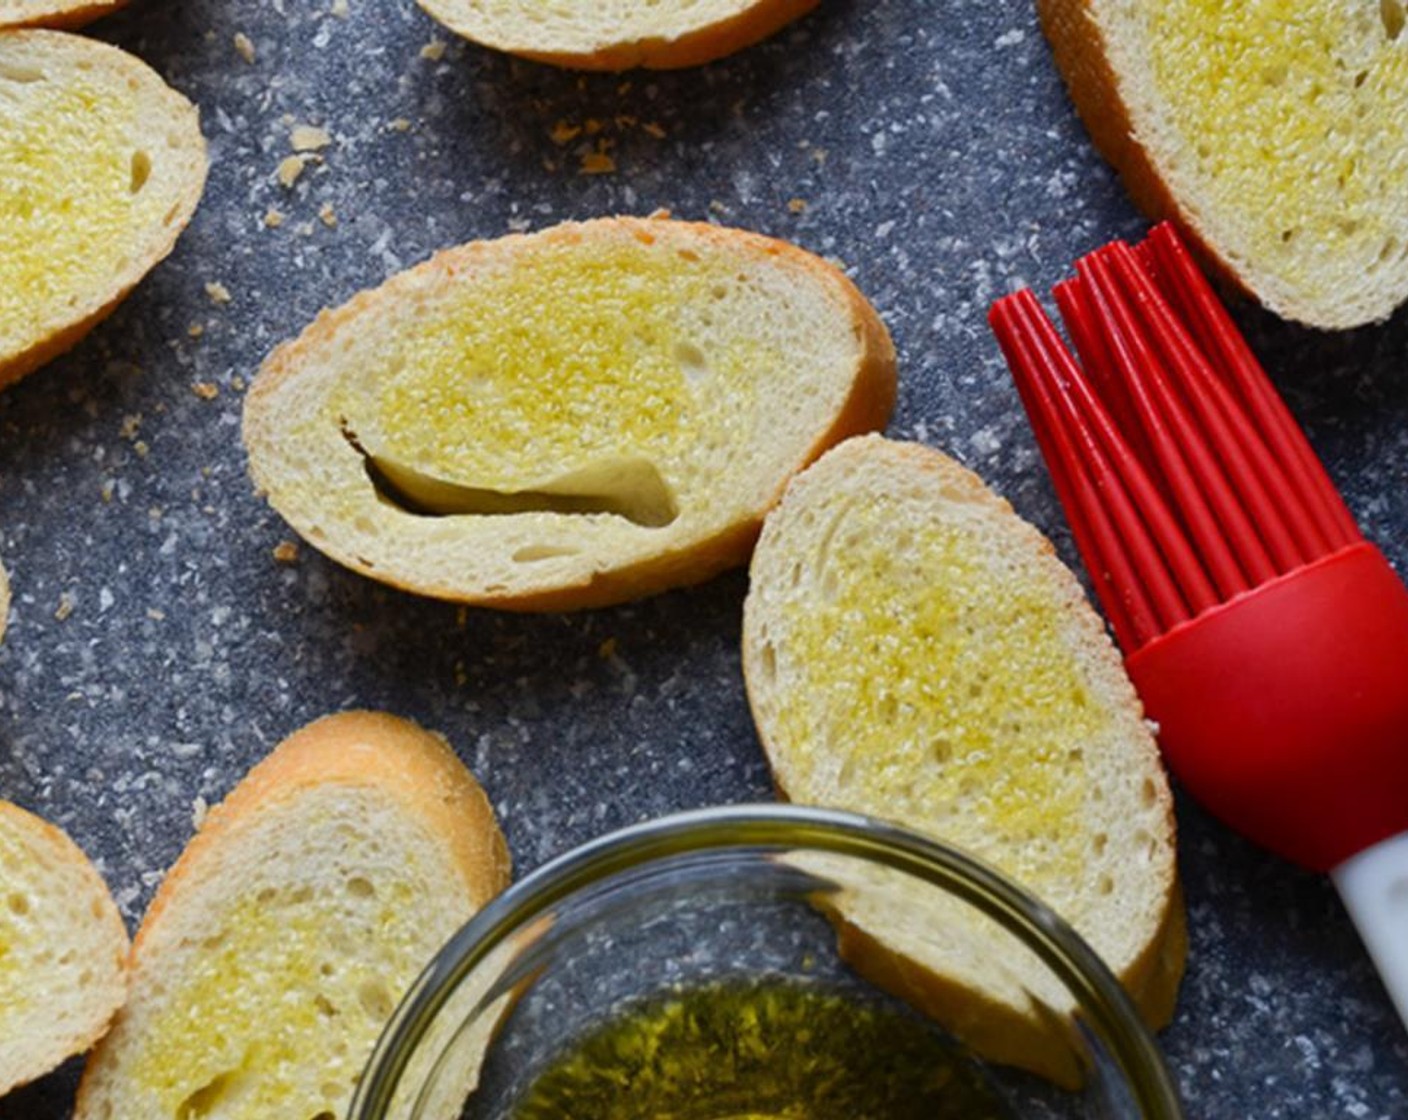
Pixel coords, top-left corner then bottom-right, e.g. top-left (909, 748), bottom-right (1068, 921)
top-left (73, 711), bottom-right (511, 1120)
top-left (415, 0), bottom-right (818, 70)
top-left (0, 30), bottom-right (206, 389)
top-left (243, 217), bottom-right (897, 611)
top-left (0, 801), bottom-right (129, 1096)
top-left (743, 436), bottom-right (1186, 1086)
top-left (1038, 0), bottom-right (1408, 328)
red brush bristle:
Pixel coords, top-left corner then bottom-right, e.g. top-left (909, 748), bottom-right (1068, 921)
top-left (990, 224), bottom-right (1363, 654)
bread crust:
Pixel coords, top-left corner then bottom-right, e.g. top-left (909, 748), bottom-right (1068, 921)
top-left (742, 435), bottom-right (1186, 1086)
top-left (1034, 0), bottom-right (1237, 295)
top-left (416, 0), bottom-right (818, 70)
top-left (130, 711), bottom-right (511, 956)
top-left (1036, 0), bottom-right (1408, 327)
top-left (244, 216), bottom-right (896, 611)
top-left (0, 800), bottom-right (130, 1096)
top-left (0, 0), bottom-right (126, 30)
top-left (74, 711), bottom-right (511, 1117)
top-left (0, 30), bottom-right (208, 390)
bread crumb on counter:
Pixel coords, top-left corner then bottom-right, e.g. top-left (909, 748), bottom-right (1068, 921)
top-left (387, 117), bottom-right (412, 133)
top-left (192, 382), bottom-right (219, 401)
top-left (580, 147), bottom-right (616, 175)
top-left (263, 207), bottom-right (285, 228)
top-left (119, 414), bottom-right (142, 441)
top-left (54, 593), bottom-right (75, 622)
top-left (273, 541), bottom-right (300, 565)
top-left (233, 32), bottom-right (256, 64)
top-left (788, 198), bottom-right (808, 214)
top-left (290, 125), bottom-right (332, 153)
top-left (330, 0), bottom-right (349, 15)
top-left (318, 202), bottom-right (338, 228)
top-left (420, 39), bottom-right (446, 61)
top-left (276, 155), bottom-right (306, 188)
top-left (191, 796), bottom-right (209, 830)
top-left (204, 281), bottom-right (233, 305)
top-left (187, 323), bottom-right (204, 339)
top-left (550, 120), bottom-right (583, 145)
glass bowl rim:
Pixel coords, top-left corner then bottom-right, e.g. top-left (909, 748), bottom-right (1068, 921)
top-left (350, 802), bottom-right (1184, 1120)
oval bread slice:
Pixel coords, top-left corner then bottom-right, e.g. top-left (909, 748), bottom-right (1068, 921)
top-left (0, 30), bottom-right (207, 389)
top-left (0, 0), bottom-right (125, 30)
top-left (0, 800), bottom-right (129, 1097)
top-left (414, 0), bottom-right (818, 70)
top-left (1039, 0), bottom-right (1408, 329)
top-left (73, 711), bottom-right (512, 1120)
top-left (743, 436), bottom-right (1186, 1084)
top-left (243, 217), bottom-right (896, 611)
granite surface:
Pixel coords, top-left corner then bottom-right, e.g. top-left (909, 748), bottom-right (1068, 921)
top-left (1, 0), bottom-right (1406, 1115)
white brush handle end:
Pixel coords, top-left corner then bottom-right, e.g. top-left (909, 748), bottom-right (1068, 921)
top-left (1333, 832), bottom-right (1408, 1032)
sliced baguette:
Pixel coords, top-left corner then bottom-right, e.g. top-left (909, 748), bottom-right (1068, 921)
top-left (74, 711), bottom-right (512, 1120)
top-left (0, 30), bottom-right (207, 390)
top-left (0, 0), bottom-right (125, 30)
top-left (0, 800), bottom-right (129, 1096)
top-left (414, 0), bottom-right (818, 70)
top-left (1039, 0), bottom-right (1408, 329)
top-left (243, 217), bottom-right (896, 611)
top-left (743, 435), bottom-right (1185, 1085)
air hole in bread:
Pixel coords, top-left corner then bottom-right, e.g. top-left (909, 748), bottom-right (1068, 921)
top-left (1097, 873), bottom-right (1114, 896)
top-left (0, 62), bottom-right (45, 83)
top-left (314, 993), bottom-right (338, 1017)
top-left (676, 248), bottom-right (700, 263)
top-left (1092, 832), bottom-right (1108, 856)
top-left (756, 642), bottom-right (777, 687)
top-left (930, 736), bottom-right (953, 764)
top-left (1141, 778), bottom-right (1157, 807)
top-left (512, 544), bottom-right (581, 563)
top-left (351, 425), bottom-right (680, 529)
top-left (309, 1111), bottom-right (336, 1120)
top-left (674, 340), bottom-right (710, 385)
top-left (163, 202), bottom-right (182, 226)
top-left (357, 978), bottom-right (395, 1019)
top-left (130, 150), bottom-right (153, 194)
top-left (177, 1069), bottom-right (244, 1120)
top-left (345, 876), bottom-right (375, 898)
top-left (7, 891), bottom-right (30, 915)
top-left (1382, 0), bottom-right (1406, 40)
top-left (1261, 64), bottom-right (1288, 86)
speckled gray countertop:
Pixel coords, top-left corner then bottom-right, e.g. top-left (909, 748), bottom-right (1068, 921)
top-left (1, 1), bottom-right (1406, 1115)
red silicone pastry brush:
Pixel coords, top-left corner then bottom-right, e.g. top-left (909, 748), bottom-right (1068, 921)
top-left (989, 223), bottom-right (1408, 1027)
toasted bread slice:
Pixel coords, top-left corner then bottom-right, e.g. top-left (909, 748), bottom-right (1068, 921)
top-left (73, 711), bottom-right (512, 1120)
top-left (0, 800), bottom-right (129, 1096)
top-left (414, 0), bottom-right (818, 70)
top-left (0, 30), bottom-right (207, 389)
top-left (1038, 0), bottom-right (1408, 328)
top-left (0, 0), bottom-right (125, 30)
top-left (743, 436), bottom-right (1185, 1084)
top-left (243, 217), bottom-right (896, 611)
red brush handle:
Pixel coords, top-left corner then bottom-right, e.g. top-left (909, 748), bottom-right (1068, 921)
top-left (1127, 543), bottom-right (1408, 872)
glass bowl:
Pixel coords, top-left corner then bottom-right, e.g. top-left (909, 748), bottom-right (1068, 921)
top-left (351, 804), bottom-right (1184, 1120)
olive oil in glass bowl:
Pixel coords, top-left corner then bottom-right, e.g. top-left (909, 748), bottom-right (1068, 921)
top-left (350, 806), bottom-right (1183, 1120)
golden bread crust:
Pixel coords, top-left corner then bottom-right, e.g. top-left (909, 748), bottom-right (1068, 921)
top-left (417, 0), bottom-right (818, 70)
